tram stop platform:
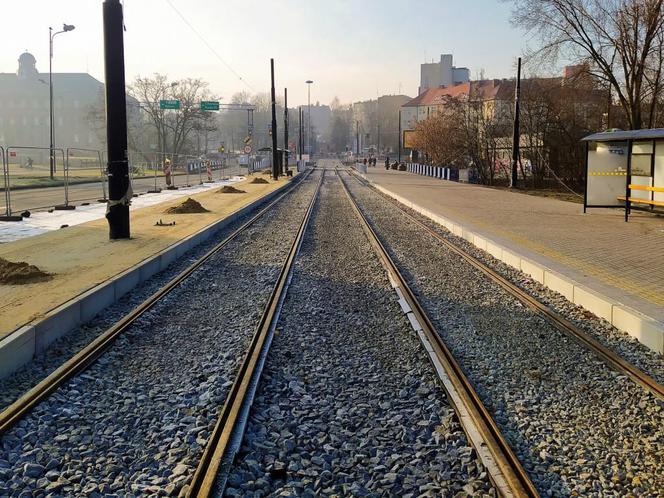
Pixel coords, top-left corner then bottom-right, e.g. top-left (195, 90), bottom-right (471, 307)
top-left (0, 173), bottom-right (293, 378)
top-left (362, 168), bottom-right (664, 354)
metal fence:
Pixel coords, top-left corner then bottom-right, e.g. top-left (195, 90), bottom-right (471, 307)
top-left (0, 145), bottom-right (248, 218)
top-left (407, 163), bottom-right (459, 181)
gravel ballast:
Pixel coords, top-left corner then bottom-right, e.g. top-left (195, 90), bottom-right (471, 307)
top-left (343, 171), bottom-right (664, 497)
top-left (0, 170), bottom-right (322, 497)
top-left (224, 173), bottom-right (495, 498)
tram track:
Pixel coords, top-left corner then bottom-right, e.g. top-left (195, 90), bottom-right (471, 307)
top-left (348, 168), bottom-right (664, 402)
top-left (341, 165), bottom-right (664, 496)
top-left (0, 169), bottom-right (314, 436)
top-left (336, 169), bottom-right (537, 498)
top-left (185, 170), bottom-right (324, 497)
top-left (0, 169), bottom-right (323, 497)
top-left (221, 168), bottom-right (503, 497)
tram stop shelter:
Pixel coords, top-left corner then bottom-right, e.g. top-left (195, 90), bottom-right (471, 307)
top-left (582, 129), bottom-right (664, 221)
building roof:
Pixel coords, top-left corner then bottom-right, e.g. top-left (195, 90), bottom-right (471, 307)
top-left (403, 83), bottom-right (471, 107)
top-left (0, 72), bottom-right (104, 95)
top-left (581, 128), bottom-right (664, 142)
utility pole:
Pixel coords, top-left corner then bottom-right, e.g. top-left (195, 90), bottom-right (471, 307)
top-left (306, 80), bottom-right (313, 157)
top-left (377, 123), bottom-right (380, 156)
top-left (298, 107), bottom-right (303, 163)
top-left (270, 59), bottom-right (279, 181)
top-left (398, 109), bottom-right (402, 163)
top-left (356, 120), bottom-right (359, 156)
top-left (284, 88), bottom-right (288, 174)
top-left (510, 56), bottom-right (521, 188)
top-left (103, 0), bottom-right (130, 239)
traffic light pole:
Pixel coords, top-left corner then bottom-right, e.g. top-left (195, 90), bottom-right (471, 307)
top-left (103, 0), bottom-right (130, 239)
top-left (270, 59), bottom-right (279, 181)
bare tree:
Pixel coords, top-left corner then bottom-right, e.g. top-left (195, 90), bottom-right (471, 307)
top-left (510, 0), bottom-right (664, 129)
top-left (128, 74), bottom-right (218, 160)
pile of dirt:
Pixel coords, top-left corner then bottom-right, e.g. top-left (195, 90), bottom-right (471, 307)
top-left (0, 258), bottom-right (52, 285)
top-left (218, 185), bottom-right (246, 194)
top-left (250, 178), bottom-right (269, 184)
top-left (164, 198), bottom-right (210, 214)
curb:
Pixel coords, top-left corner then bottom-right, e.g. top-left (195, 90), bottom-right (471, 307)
top-left (367, 180), bottom-right (664, 355)
top-left (0, 179), bottom-right (293, 380)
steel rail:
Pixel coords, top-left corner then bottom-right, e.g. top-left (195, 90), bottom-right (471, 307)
top-left (348, 170), bottom-right (664, 402)
top-left (186, 170), bottom-right (324, 497)
top-left (336, 170), bottom-right (537, 498)
top-left (0, 170), bottom-right (313, 435)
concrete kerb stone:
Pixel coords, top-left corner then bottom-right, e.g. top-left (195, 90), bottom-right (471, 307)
top-left (0, 179), bottom-right (293, 379)
top-left (0, 325), bottom-right (35, 379)
top-left (367, 176), bottom-right (664, 355)
top-left (612, 306), bottom-right (664, 354)
top-left (543, 270), bottom-right (575, 301)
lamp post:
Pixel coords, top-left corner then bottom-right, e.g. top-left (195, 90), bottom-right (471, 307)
top-left (49, 23), bottom-right (75, 179)
top-left (305, 80), bottom-right (313, 158)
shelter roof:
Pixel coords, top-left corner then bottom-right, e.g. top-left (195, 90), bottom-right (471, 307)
top-left (582, 129), bottom-right (664, 142)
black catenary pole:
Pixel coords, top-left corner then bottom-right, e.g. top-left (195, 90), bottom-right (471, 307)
top-left (103, 0), bottom-right (130, 239)
top-left (510, 56), bottom-right (521, 189)
top-left (270, 59), bottom-right (278, 181)
top-left (284, 88), bottom-right (288, 173)
top-left (356, 120), bottom-right (359, 156)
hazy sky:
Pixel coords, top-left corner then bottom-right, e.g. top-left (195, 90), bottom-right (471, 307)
top-left (3, 0), bottom-right (530, 106)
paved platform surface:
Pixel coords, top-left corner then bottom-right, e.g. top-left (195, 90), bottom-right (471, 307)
top-left (365, 168), bottom-right (664, 323)
top-left (0, 174), bottom-right (289, 338)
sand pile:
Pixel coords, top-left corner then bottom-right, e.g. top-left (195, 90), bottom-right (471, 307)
top-left (0, 258), bottom-right (52, 285)
top-left (164, 198), bottom-right (210, 214)
top-left (218, 185), bottom-right (246, 194)
top-left (250, 178), bottom-right (269, 184)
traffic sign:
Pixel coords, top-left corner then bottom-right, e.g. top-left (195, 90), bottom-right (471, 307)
top-left (244, 145), bottom-right (252, 154)
top-left (160, 99), bottom-right (180, 110)
top-left (244, 136), bottom-right (252, 145)
top-left (200, 101), bottom-right (219, 111)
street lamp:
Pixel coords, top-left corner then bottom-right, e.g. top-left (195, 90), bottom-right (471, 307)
top-left (49, 23), bottom-right (75, 179)
top-left (305, 80), bottom-right (313, 157)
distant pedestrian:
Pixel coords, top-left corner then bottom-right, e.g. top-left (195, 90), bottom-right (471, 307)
top-left (385, 157), bottom-right (390, 169)
top-left (25, 157), bottom-right (33, 169)
top-left (363, 157), bottom-right (367, 166)
top-left (206, 160), bottom-right (212, 182)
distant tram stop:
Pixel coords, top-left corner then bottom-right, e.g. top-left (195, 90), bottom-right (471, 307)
top-left (582, 129), bottom-right (664, 221)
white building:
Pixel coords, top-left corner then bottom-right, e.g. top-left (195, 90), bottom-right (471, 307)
top-left (419, 54), bottom-right (469, 95)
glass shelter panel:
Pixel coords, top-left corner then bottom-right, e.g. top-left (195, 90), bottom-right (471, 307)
top-left (655, 141), bottom-right (664, 203)
top-left (587, 141), bottom-right (627, 206)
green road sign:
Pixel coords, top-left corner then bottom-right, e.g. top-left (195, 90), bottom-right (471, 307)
top-left (160, 99), bottom-right (180, 110)
top-left (200, 101), bottom-right (220, 111)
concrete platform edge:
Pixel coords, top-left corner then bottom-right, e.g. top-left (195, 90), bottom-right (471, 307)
top-left (369, 181), bottom-right (664, 355)
top-left (0, 180), bottom-right (292, 379)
